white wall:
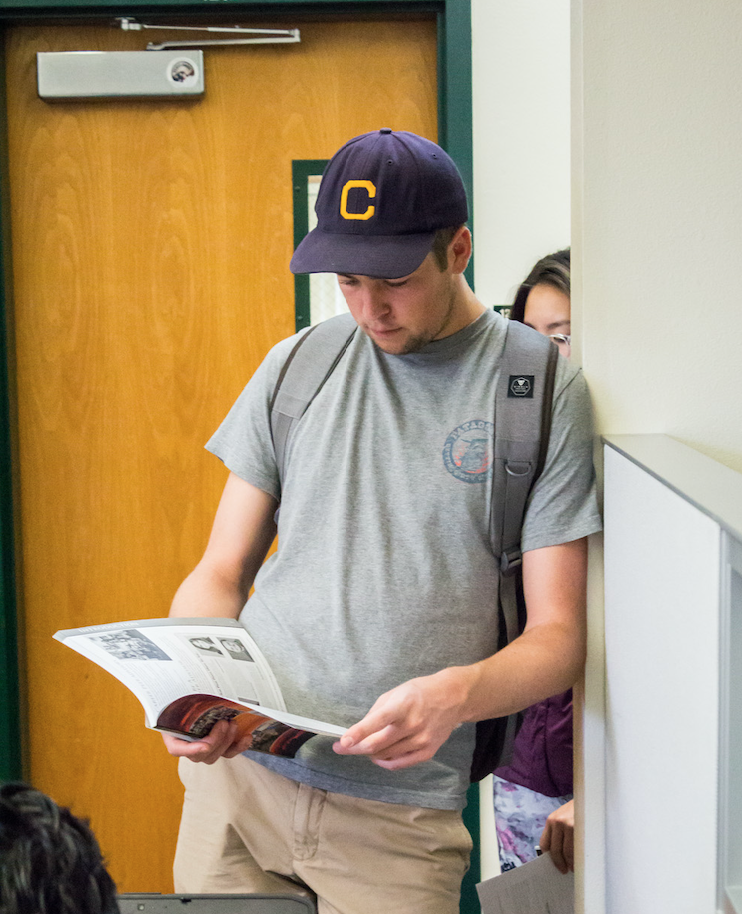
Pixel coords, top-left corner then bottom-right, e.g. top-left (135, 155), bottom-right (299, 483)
top-left (603, 447), bottom-right (720, 914)
top-left (574, 0), bottom-right (742, 474)
top-left (471, 0), bottom-right (571, 308)
top-left (571, 2), bottom-right (742, 911)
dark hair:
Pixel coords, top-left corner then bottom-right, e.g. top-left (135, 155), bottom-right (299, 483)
top-left (0, 783), bottom-right (120, 914)
top-left (509, 248), bottom-right (570, 323)
top-left (430, 225), bottom-right (464, 271)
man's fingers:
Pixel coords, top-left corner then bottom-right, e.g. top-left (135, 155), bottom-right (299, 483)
top-left (337, 683), bottom-right (431, 752)
top-left (161, 719), bottom-right (238, 763)
top-left (369, 731), bottom-right (435, 761)
top-left (337, 705), bottom-right (403, 750)
top-left (334, 727), bottom-right (400, 757)
top-left (335, 723), bottom-right (437, 760)
top-left (371, 747), bottom-right (433, 770)
top-left (332, 674), bottom-right (459, 767)
top-left (222, 741), bottom-right (249, 759)
top-left (334, 725), bottom-right (443, 772)
top-left (202, 719), bottom-right (241, 762)
top-left (162, 734), bottom-right (214, 760)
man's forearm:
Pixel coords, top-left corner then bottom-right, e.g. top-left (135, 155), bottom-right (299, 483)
top-left (169, 563), bottom-right (249, 619)
top-left (168, 473), bottom-right (278, 621)
top-left (445, 619), bottom-right (585, 724)
top-left (335, 617), bottom-right (585, 769)
top-left (450, 538), bottom-right (588, 721)
top-left (335, 538), bottom-right (588, 769)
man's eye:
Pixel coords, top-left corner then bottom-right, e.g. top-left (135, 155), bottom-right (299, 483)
top-left (385, 280), bottom-right (408, 288)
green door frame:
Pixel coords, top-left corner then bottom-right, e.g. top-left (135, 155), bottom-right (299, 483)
top-left (0, 0), bottom-right (478, 906)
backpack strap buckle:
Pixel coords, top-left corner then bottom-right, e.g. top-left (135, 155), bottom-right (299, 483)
top-left (500, 547), bottom-right (522, 576)
top-left (505, 460), bottom-right (532, 478)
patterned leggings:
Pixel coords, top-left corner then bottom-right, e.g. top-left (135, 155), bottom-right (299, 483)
top-left (492, 775), bottom-right (573, 871)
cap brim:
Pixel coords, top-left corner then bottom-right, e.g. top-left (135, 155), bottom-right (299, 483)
top-left (290, 228), bottom-right (436, 279)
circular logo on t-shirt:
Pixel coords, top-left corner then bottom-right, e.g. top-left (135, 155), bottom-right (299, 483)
top-left (442, 420), bottom-right (494, 483)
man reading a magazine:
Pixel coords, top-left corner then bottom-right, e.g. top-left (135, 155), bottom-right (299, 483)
top-left (162, 129), bottom-right (601, 913)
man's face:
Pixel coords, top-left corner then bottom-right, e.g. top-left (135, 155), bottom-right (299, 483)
top-left (336, 248), bottom-right (461, 356)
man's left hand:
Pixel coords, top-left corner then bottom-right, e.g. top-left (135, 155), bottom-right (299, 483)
top-left (332, 667), bottom-right (472, 770)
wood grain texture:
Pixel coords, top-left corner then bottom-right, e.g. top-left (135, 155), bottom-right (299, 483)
top-left (6, 17), bottom-right (436, 893)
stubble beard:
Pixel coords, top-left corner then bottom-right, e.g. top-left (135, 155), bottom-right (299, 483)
top-left (369, 285), bottom-right (457, 356)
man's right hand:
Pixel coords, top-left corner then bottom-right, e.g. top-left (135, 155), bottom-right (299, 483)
top-left (162, 719), bottom-right (248, 764)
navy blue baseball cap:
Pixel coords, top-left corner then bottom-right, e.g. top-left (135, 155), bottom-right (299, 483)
top-left (290, 129), bottom-right (469, 279)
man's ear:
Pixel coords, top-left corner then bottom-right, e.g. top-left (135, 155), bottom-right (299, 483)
top-left (449, 226), bottom-right (472, 274)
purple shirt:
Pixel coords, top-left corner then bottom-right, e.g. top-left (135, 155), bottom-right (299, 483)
top-left (494, 689), bottom-right (573, 797)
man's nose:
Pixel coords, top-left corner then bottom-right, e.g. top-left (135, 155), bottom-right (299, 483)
top-left (359, 283), bottom-right (390, 320)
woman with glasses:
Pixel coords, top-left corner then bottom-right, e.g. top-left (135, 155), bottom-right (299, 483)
top-left (491, 248), bottom-right (576, 876)
top-left (509, 248), bottom-right (571, 356)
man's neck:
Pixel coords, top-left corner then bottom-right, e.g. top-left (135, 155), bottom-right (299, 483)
top-left (434, 277), bottom-right (487, 341)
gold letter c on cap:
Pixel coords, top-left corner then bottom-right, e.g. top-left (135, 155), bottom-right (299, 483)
top-left (340, 180), bottom-right (376, 220)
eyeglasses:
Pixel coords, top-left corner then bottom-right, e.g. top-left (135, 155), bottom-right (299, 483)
top-left (549, 334), bottom-right (571, 348)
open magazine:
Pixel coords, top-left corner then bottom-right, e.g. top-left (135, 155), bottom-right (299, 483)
top-left (53, 617), bottom-right (346, 758)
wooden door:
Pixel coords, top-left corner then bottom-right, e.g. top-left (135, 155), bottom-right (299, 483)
top-left (5, 17), bottom-right (436, 891)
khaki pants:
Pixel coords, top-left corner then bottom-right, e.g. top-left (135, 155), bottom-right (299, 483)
top-left (174, 755), bottom-right (472, 914)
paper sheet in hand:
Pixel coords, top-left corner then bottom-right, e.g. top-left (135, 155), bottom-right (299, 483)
top-left (476, 852), bottom-right (574, 914)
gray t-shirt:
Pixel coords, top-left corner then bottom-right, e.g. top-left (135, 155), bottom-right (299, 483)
top-left (206, 308), bottom-right (602, 810)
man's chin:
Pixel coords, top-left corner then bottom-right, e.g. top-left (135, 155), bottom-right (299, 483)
top-left (366, 328), bottom-right (431, 355)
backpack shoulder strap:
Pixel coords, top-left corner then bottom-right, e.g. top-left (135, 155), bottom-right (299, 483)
top-left (270, 312), bottom-right (357, 494)
top-left (490, 320), bottom-right (559, 623)
top-left (471, 321), bottom-right (559, 781)
top-left (488, 322), bottom-right (558, 770)
top-left (470, 322), bottom-right (559, 783)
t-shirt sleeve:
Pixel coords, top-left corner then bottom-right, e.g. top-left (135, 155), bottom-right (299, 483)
top-left (205, 333), bottom-right (307, 500)
top-left (520, 359), bottom-right (603, 553)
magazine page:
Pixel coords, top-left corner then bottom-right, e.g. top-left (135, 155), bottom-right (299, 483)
top-left (476, 852), bottom-right (574, 914)
top-left (53, 618), bottom-right (286, 726)
top-left (156, 693), bottom-right (345, 758)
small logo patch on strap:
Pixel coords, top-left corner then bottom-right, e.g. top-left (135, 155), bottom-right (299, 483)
top-left (508, 375), bottom-right (534, 398)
